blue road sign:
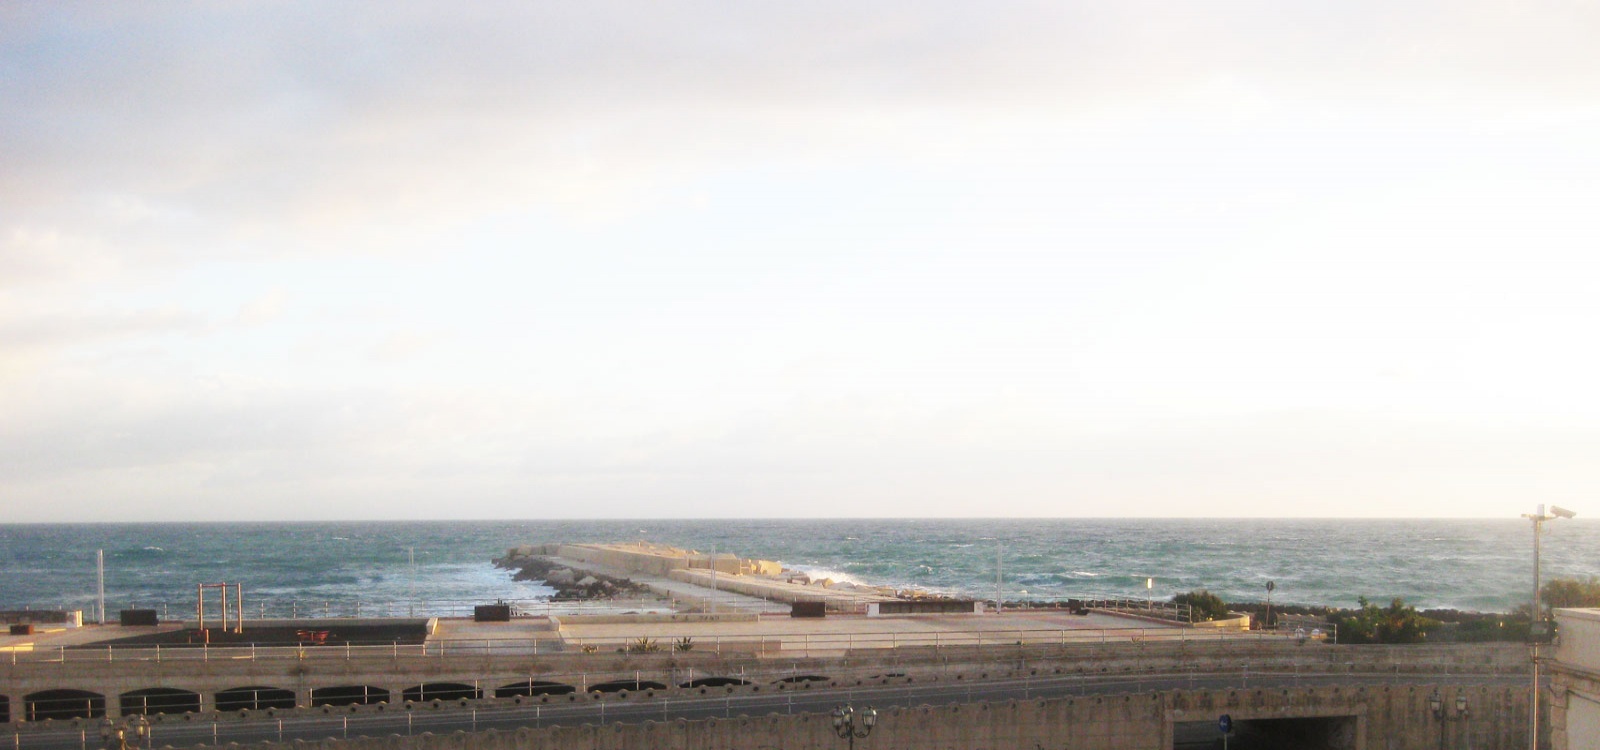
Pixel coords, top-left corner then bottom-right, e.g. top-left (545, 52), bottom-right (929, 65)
top-left (1218, 714), bottom-right (1232, 734)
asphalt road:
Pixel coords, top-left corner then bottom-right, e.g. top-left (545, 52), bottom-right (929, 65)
top-left (13, 670), bottom-right (1525, 750)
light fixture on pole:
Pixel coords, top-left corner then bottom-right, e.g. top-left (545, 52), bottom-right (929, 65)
top-left (1266, 581), bottom-right (1276, 632)
top-left (831, 704), bottom-right (877, 750)
top-left (1430, 691), bottom-right (1469, 748)
top-left (1522, 503), bottom-right (1575, 750)
top-left (100, 714), bottom-right (151, 750)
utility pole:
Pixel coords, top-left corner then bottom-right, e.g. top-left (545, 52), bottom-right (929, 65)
top-left (1523, 504), bottom-right (1576, 750)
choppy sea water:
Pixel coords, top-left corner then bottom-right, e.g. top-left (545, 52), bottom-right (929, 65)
top-left (1, 519), bottom-right (1595, 615)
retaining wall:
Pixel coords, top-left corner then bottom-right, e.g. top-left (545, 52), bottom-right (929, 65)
top-left (159, 683), bottom-right (1528, 750)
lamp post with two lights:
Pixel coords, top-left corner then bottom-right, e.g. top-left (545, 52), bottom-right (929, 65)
top-left (831, 704), bottom-right (877, 750)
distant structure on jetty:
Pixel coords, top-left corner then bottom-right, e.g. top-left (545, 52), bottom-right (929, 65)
top-left (497, 541), bottom-right (975, 614)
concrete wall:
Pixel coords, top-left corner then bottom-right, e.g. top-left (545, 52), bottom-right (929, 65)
top-left (0, 611), bottom-right (81, 627)
top-left (0, 640), bottom-right (1530, 725)
top-left (168, 683), bottom-right (1527, 750)
top-left (1551, 608), bottom-right (1600, 750)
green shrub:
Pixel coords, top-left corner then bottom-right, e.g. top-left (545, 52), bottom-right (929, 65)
top-left (1173, 589), bottom-right (1230, 621)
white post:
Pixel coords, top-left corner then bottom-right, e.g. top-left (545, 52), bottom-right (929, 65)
top-left (96, 550), bottom-right (105, 625)
top-left (995, 543), bottom-right (1002, 614)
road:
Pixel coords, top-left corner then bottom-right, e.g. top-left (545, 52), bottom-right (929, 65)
top-left (14, 670), bottom-right (1525, 750)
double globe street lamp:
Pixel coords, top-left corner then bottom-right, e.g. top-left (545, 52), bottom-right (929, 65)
top-left (1430, 692), bottom-right (1469, 750)
top-left (99, 715), bottom-right (151, 750)
top-left (831, 704), bottom-right (878, 750)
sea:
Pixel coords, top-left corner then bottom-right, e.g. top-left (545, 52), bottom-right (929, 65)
top-left (1, 519), bottom-right (1595, 617)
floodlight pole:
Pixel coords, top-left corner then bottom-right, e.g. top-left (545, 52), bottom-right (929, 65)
top-left (1523, 504), bottom-right (1575, 750)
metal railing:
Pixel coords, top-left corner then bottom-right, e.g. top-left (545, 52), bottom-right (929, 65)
top-left (3, 624), bottom-right (1331, 665)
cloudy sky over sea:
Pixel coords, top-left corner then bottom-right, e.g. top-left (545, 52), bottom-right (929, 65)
top-left (3, 3), bottom-right (1598, 521)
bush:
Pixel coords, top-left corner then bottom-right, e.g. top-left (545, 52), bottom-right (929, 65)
top-left (1173, 589), bottom-right (1230, 622)
top-left (1543, 576), bottom-right (1600, 610)
top-left (1332, 597), bottom-right (1438, 644)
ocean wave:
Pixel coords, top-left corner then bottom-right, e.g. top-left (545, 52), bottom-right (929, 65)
top-left (787, 565), bottom-right (869, 587)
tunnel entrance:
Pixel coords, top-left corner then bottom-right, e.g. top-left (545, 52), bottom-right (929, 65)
top-left (1174, 715), bottom-right (1356, 750)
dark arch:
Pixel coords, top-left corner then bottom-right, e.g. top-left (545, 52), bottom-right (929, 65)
top-left (25, 689), bottom-right (104, 721)
top-left (401, 683), bottom-right (480, 703)
top-left (494, 681), bottom-right (575, 698)
top-left (0, 694), bottom-right (9, 724)
top-left (310, 686), bottom-right (389, 707)
top-left (119, 688), bottom-right (200, 716)
top-left (216, 686), bottom-right (297, 712)
top-left (680, 677), bottom-right (751, 688)
top-left (588, 680), bottom-right (667, 694)
top-left (773, 675), bottom-right (829, 684)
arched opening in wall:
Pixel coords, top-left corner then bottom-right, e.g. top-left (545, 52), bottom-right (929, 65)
top-left (1173, 715), bottom-right (1357, 749)
top-left (0, 694), bottom-right (10, 724)
top-left (588, 680), bottom-right (667, 693)
top-left (494, 681), bottom-right (575, 698)
top-left (216, 686), bottom-right (297, 712)
top-left (680, 677), bottom-right (751, 688)
top-left (401, 683), bottom-right (480, 703)
top-left (310, 686), bottom-right (389, 707)
top-left (119, 688), bottom-right (201, 716)
top-left (25, 690), bottom-right (105, 721)
top-left (772, 675), bottom-right (829, 684)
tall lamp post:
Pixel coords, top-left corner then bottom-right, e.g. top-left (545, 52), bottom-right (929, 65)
top-left (1523, 503), bottom-right (1575, 750)
top-left (831, 704), bottom-right (877, 750)
top-left (1265, 581), bottom-right (1276, 632)
top-left (100, 715), bottom-right (151, 750)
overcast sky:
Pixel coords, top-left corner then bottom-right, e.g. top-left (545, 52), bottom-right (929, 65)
top-left (3, 2), bottom-right (1598, 522)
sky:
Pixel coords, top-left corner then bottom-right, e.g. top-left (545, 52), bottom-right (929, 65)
top-left (3, 2), bottom-right (1599, 522)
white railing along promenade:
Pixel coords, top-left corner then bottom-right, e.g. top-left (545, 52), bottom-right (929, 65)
top-left (3, 624), bottom-right (1331, 665)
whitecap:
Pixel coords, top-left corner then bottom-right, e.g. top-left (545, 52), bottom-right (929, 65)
top-left (789, 565), bottom-right (870, 587)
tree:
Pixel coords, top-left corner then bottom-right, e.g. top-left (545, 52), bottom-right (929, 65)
top-left (1173, 589), bottom-right (1230, 622)
top-left (1333, 597), bottom-right (1438, 644)
top-left (1542, 576), bottom-right (1600, 610)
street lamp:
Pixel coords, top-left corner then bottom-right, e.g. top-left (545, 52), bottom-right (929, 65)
top-left (99, 715), bottom-right (151, 750)
top-left (1266, 581), bottom-right (1276, 632)
top-left (1430, 692), bottom-right (1469, 750)
top-left (1523, 503), bottom-right (1576, 750)
top-left (831, 704), bottom-right (877, 750)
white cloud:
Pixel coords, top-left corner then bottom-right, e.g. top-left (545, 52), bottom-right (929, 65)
top-left (2, 2), bottom-right (1599, 519)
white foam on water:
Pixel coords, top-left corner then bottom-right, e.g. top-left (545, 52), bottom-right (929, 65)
top-left (788, 565), bottom-right (869, 587)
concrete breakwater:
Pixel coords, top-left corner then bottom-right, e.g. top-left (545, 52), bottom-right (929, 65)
top-left (495, 542), bottom-right (942, 613)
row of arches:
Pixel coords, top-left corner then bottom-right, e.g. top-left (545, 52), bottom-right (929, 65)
top-left (5, 675), bottom-right (833, 722)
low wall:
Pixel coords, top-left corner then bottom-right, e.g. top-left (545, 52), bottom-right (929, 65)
top-left (0, 611), bottom-right (82, 627)
top-left (550, 613), bottom-right (760, 627)
top-left (1191, 613), bottom-right (1252, 630)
